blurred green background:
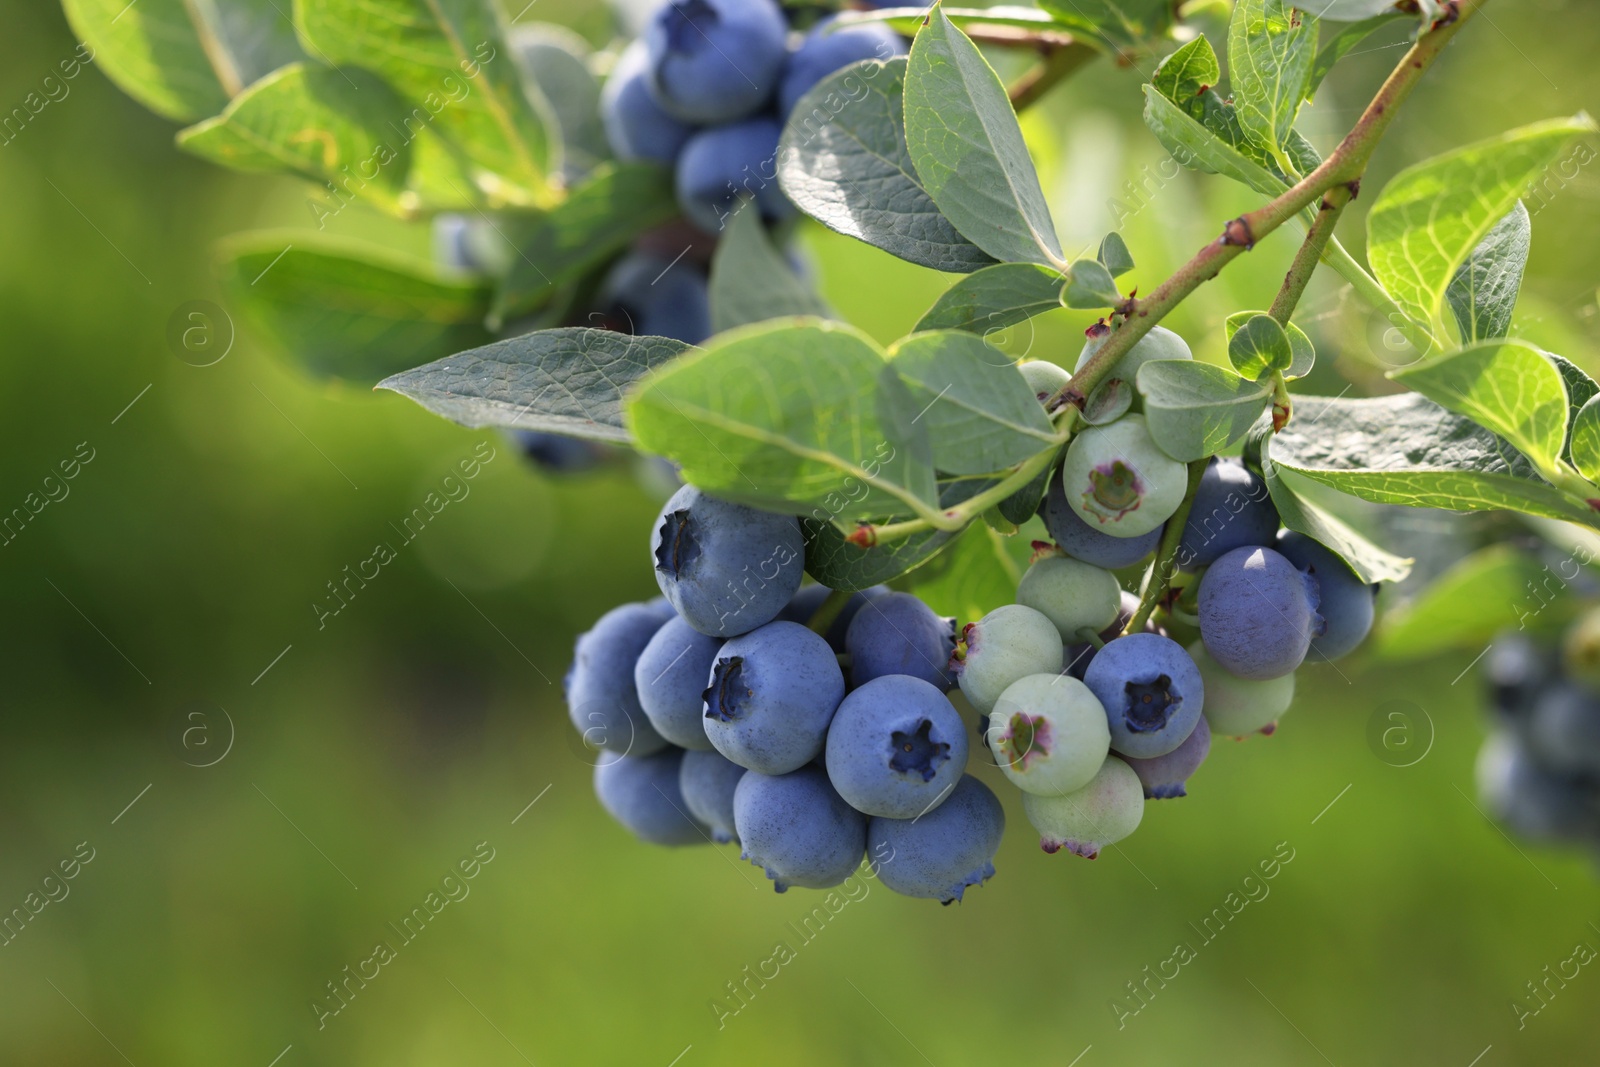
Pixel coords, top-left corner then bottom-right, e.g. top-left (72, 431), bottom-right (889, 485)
top-left (2, 1), bottom-right (1599, 1064)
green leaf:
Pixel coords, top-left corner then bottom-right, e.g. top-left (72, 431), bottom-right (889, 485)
top-left (1035, 0), bottom-right (1177, 51)
top-left (1550, 353), bottom-right (1600, 464)
top-left (832, 6), bottom-right (1067, 37)
top-left (1061, 260), bottom-right (1121, 309)
top-left (886, 332), bottom-right (1058, 476)
top-left (491, 163), bottom-right (679, 325)
top-left (1259, 463), bottom-right (1413, 584)
top-left (1367, 114), bottom-right (1597, 329)
top-left (1569, 396), bottom-right (1600, 482)
top-left (915, 263), bottom-right (1064, 334)
top-left (710, 204), bottom-right (831, 334)
top-left (1308, 12), bottom-right (1408, 99)
top-left (628, 320), bottom-right (939, 522)
top-left (1225, 310), bottom-right (1315, 378)
top-left (177, 64), bottom-right (414, 215)
top-left (219, 232), bottom-right (492, 383)
top-left (1153, 35), bottom-right (1221, 105)
top-left (1268, 392), bottom-right (1597, 524)
top-left (1378, 545), bottom-right (1569, 658)
top-left (1228, 0), bottom-right (1318, 162)
top-left (1135, 360), bottom-right (1273, 462)
top-left (62, 0), bottom-right (303, 121)
top-left (1445, 202), bottom-right (1530, 344)
top-left (904, 10), bottom-right (1063, 267)
top-left (510, 24), bottom-right (607, 184)
top-left (297, 0), bottom-right (557, 206)
top-left (778, 57), bottom-right (996, 274)
top-left (998, 457), bottom-right (1056, 525)
top-left (909, 522), bottom-right (1029, 625)
top-left (1389, 340), bottom-right (1569, 469)
top-left (801, 517), bottom-right (957, 592)
top-left (1142, 87), bottom-right (1283, 198)
top-left (1227, 313), bottom-right (1294, 380)
top-left (1097, 233), bottom-right (1135, 277)
top-left (378, 327), bottom-right (690, 441)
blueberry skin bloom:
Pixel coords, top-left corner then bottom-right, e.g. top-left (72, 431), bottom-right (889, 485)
top-left (601, 40), bottom-right (698, 164)
top-left (566, 603), bottom-right (671, 756)
top-left (954, 604), bottom-right (1064, 714)
top-left (778, 20), bottom-right (906, 118)
top-left (824, 675), bottom-right (970, 819)
top-left (868, 775), bottom-right (1004, 903)
top-left (703, 621), bottom-right (846, 774)
top-left (1177, 457), bottom-right (1279, 568)
top-left (645, 0), bottom-right (788, 124)
top-left (1016, 555), bottom-right (1122, 644)
top-left (679, 748), bottom-right (747, 844)
top-left (1198, 546), bottom-right (1322, 680)
top-left (1123, 715), bottom-right (1211, 799)
top-left (1043, 468), bottom-right (1164, 569)
top-left (1059, 415), bottom-right (1188, 538)
top-left (1021, 756), bottom-right (1144, 859)
top-left (778, 584), bottom-right (888, 652)
top-left (986, 673), bottom-right (1110, 797)
top-left (734, 765), bottom-right (868, 891)
top-left (651, 485), bottom-right (805, 637)
top-left (1191, 641), bottom-right (1295, 738)
top-left (1083, 632), bottom-right (1204, 759)
top-left (1275, 532), bottom-right (1376, 662)
top-left (845, 592), bottom-right (956, 691)
top-left (634, 616), bottom-right (722, 750)
top-left (594, 748), bottom-right (709, 846)
top-left (675, 118), bottom-right (794, 234)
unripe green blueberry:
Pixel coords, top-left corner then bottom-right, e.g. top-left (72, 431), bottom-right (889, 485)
top-left (954, 604), bottom-right (1064, 714)
top-left (1073, 324), bottom-right (1192, 385)
top-left (1021, 756), bottom-right (1144, 858)
top-left (1060, 415), bottom-right (1187, 538)
top-left (1018, 360), bottom-right (1070, 407)
top-left (1016, 555), bottom-right (1122, 644)
top-left (1189, 640), bottom-right (1294, 737)
top-left (986, 673), bottom-right (1110, 796)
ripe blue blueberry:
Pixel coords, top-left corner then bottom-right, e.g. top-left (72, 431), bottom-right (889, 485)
top-left (600, 252), bottom-right (712, 345)
top-left (1059, 415), bottom-right (1188, 538)
top-left (634, 615), bottom-right (722, 750)
top-left (1073, 323), bottom-right (1192, 385)
top-left (1063, 590), bottom-right (1141, 680)
top-left (1083, 632), bottom-right (1204, 759)
top-left (868, 775), bottom-right (1004, 903)
top-left (1123, 714), bottom-right (1211, 798)
top-left (1275, 532), bottom-right (1376, 662)
top-left (1477, 731), bottom-right (1600, 842)
top-left (1529, 683), bottom-right (1600, 777)
top-left (566, 602), bottom-right (671, 756)
top-left (1190, 640), bottom-right (1294, 737)
top-left (778, 19), bottom-right (905, 117)
top-left (1016, 554), bottom-right (1122, 643)
top-left (651, 485), bottom-right (805, 637)
top-left (1021, 756), bottom-right (1144, 858)
top-left (824, 675), bottom-right (969, 818)
top-left (679, 748), bottom-right (747, 844)
top-left (953, 604), bottom-right (1064, 714)
top-left (985, 673), bottom-right (1110, 796)
top-left (432, 213), bottom-right (512, 275)
top-left (644, 0), bottom-right (788, 123)
top-left (510, 429), bottom-right (607, 473)
top-left (844, 591), bottom-right (956, 691)
top-left (594, 748), bottom-right (709, 845)
top-left (1177, 457), bottom-right (1279, 568)
top-left (1198, 546), bottom-right (1322, 680)
top-left (1044, 469), bottom-right (1164, 569)
top-left (675, 118), bottom-right (794, 234)
top-left (778, 584), bottom-right (888, 652)
top-left (734, 765), bottom-right (868, 891)
top-left (601, 40), bottom-right (698, 164)
top-left (703, 621), bottom-right (846, 774)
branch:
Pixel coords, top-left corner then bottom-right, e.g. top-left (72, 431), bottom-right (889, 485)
top-left (1269, 184), bottom-right (1355, 325)
top-left (1008, 41), bottom-right (1099, 111)
top-left (1124, 459), bottom-right (1207, 636)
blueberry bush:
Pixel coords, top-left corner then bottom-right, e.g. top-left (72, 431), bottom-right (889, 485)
top-left (64, 0), bottom-right (1600, 895)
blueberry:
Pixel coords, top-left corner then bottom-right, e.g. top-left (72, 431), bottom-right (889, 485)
top-left (824, 675), bottom-right (969, 818)
top-left (845, 591), bottom-right (956, 691)
top-left (1529, 683), bottom-right (1600, 777)
top-left (1021, 756), bottom-right (1145, 858)
top-left (1477, 731), bottom-right (1600, 842)
top-left (1059, 415), bottom-right (1188, 538)
top-left (1018, 360), bottom-right (1071, 409)
top-left (602, 40), bottom-right (698, 164)
top-left (679, 748), bottom-right (747, 843)
top-left (634, 616), bottom-right (722, 750)
top-left (985, 673), bottom-right (1111, 796)
top-left (1123, 714), bottom-right (1211, 799)
top-left (1073, 323), bottom-right (1192, 385)
top-left (1190, 640), bottom-right (1295, 737)
top-left (868, 775), bottom-right (1004, 903)
top-left (600, 252), bottom-right (712, 345)
top-left (778, 19), bottom-right (906, 118)
top-left (1017, 555), bottom-right (1122, 644)
top-left (432, 212), bottom-right (512, 274)
top-left (1043, 468), bottom-right (1164, 569)
top-left (1083, 632), bottom-right (1204, 759)
top-left (1063, 591), bottom-right (1142, 680)
top-left (1178, 457), bottom-right (1279, 568)
top-left (651, 485), bottom-right (805, 637)
top-left (1198, 546), bottom-right (1321, 680)
top-left (778, 584), bottom-right (888, 652)
top-left (734, 765), bottom-right (868, 891)
top-left (644, 0), bottom-right (788, 124)
top-left (1486, 632), bottom-right (1554, 727)
top-left (1275, 532), bottom-right (1375, 662)
top-left (510, 429), bottom-right (608, 473)
top-left (703, 621), bottom-right (846, 774)
top-left (675, 118), bottom-right (794, 234)
top-left (566, 603), bottom-right (671, 756)
top-left (953, 604), bottom-right (1064, 714)
top-left (594, 748), bottom-right (709, 845)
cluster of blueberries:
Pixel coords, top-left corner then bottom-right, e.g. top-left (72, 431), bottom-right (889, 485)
top-left (564, 328), bottom-right (1382, 901)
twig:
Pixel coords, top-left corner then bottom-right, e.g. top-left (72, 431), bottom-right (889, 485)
top-left (1008, 41), bottom-right (1099, 110)
top-left (1125, 459), bottom-right (1208, 636)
